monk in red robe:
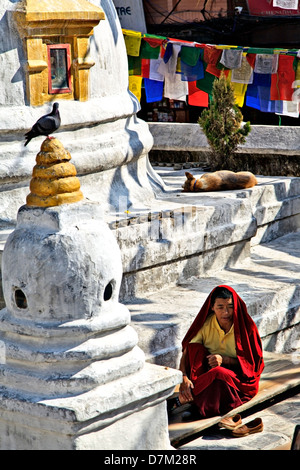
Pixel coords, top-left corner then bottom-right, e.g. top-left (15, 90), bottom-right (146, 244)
top-left (169, 285), bottom-right (264, 418)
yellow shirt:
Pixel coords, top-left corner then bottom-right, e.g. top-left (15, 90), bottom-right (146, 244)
top-left (190, 314), bottom-right (237, 358)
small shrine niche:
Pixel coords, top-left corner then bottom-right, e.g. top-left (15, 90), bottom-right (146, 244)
top-left (14, 0), bottom-right (105, 106)
top-left (47, 44), bottom-right (72, 95)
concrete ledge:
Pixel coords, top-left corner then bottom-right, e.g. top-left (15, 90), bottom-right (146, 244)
top-left (0, 362), bottom-right (181, 450)
top-left (149, 123), bottom-right (300, 152)
top-left (148, 123), bottom-right (300, 176)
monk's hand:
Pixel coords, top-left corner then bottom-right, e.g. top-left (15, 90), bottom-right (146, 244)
top-left (207, 354), bottom-right (222, 368)
top-left (179, 375), bottom-right (194, 403)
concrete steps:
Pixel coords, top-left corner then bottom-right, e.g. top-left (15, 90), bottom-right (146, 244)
top-left (120, 166), bottom-right (300, 450)
top-left (120, 169), bottom-right (300, 367)
top-left (126, 230), bottom-right (300, 369)
top-left (0, 166), bottom-right (299, 450)
top-left (122, 168), bottom-right (300, 449)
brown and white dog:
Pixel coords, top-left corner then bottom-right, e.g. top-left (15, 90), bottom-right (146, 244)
top-left (182, 170), bottom-right (257, 192)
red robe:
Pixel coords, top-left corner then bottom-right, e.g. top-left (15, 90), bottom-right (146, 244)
top-left (181, 285), bottom-right (264, 417)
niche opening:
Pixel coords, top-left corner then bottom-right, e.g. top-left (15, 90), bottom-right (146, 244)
top-left (15, 289), bottom-right (28, 309)
top-left (103, 281), bottom-right (113, 301)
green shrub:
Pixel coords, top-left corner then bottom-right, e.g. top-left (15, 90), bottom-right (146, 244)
top-left (198, 72), bottom-right (251, 169)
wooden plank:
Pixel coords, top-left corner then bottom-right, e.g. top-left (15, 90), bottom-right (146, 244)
top-left (168, 351), bottom-right (300, 446)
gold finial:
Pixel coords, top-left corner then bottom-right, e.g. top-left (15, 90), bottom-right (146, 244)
top-left (26, 138), bottom-right (84, 207)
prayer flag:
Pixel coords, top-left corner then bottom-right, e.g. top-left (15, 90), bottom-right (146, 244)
top-left (123, 30), bottom-right (142, 57)
top-left (144, 78), bottom-right (164, 103)
top-left (188, 81), bottom-right (209, 107)
top-left (220, 49), bottom-right (243, 69)
top-left (231, 55), bottom-right (254, 84)
top-left (129, 76), bottom-right (142, 101)
top-left (164, 72), bottom-right (188, 101)
top-left (270, 55), bottom-right (296, 101)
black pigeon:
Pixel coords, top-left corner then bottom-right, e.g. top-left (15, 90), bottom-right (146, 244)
top-left (24, 102), bottom-right (61, 146)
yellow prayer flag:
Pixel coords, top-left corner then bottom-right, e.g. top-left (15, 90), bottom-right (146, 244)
top-left (129, 76), bottom-right (142, 101)
top-left (123, 29), bottom-right (142, 57)
top-left (228, 71), bottom-right (248, 107)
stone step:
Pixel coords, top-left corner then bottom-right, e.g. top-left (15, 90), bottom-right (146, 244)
top-left (115, 170), bottom-right (300, 299)
top-left (127, 230), bottom-right (300, 368)
top-left (153, 167), bottom-right (300, 245)
top-left (177, 381), bottom-right (300, 450)
top-left (168, 351), bottom-right (300, 448)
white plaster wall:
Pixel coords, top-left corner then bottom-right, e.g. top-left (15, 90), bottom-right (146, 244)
top-left (0, 2), bottom-right (26, 107)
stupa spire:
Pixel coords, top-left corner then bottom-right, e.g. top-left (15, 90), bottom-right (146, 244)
top-left (26, 137), bottom-right (83, 207)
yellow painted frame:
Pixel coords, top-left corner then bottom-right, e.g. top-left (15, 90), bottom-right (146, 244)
top-left (14, 0), bottom-right (105, 106)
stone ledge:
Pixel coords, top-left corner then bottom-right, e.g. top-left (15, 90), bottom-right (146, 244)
top-left (149, 123), bottom-right (300, 153)
top-left (148, 123), bottom-right (300, 176)
top-left (0, 362), bottom-right (181, 449)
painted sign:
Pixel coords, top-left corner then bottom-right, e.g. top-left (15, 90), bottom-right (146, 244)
top-left (247, 0), bottom-right (300, 15)
top-left (112, 0), bottom-right (147, 32)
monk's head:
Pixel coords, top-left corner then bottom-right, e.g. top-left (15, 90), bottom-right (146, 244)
top-left (210, 286), bottom-right (234, 333)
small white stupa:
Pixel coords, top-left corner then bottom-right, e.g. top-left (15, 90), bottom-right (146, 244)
top-left (0, 138), bottom-right (181, 450)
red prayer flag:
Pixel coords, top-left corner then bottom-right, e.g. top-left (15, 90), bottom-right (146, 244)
top-left (188, 81), bottom-right (209, 107)
top-left (270, 55), bottom-right (296, 101)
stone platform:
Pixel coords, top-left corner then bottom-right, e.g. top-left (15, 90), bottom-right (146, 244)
top-left (178, 388), bottom-right (300, 451)
top-left (169, 351), bottom-right (300, 448)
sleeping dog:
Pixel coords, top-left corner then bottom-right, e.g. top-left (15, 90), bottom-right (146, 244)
top-left (182, 170), bottom-right (257, 192)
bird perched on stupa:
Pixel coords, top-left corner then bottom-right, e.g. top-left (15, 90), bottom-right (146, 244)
top-left (24, 102), bottom-right (61, 146)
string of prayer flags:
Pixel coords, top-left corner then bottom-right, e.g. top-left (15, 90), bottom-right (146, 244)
top-left (123, 29), bottom-right (300, 118)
